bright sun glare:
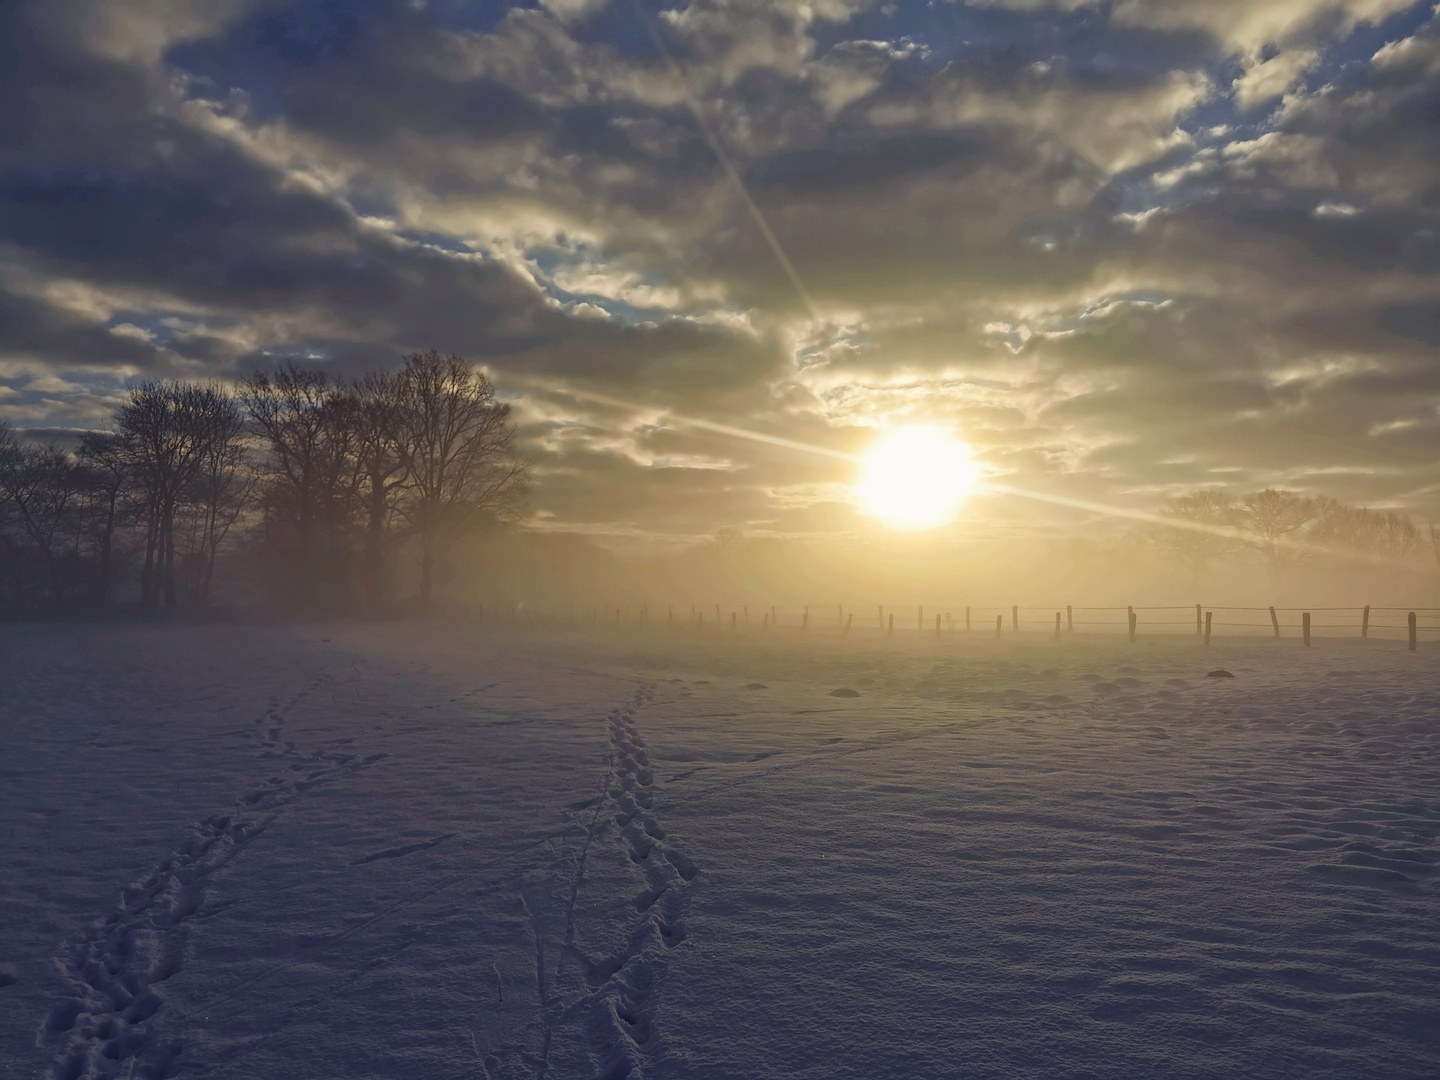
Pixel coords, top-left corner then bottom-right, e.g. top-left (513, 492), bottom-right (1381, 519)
top-left (857, 427), bottom-right (980, 529)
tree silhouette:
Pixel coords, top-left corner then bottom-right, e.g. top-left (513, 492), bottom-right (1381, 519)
top-left (392, 351), bottom-right (528, 606)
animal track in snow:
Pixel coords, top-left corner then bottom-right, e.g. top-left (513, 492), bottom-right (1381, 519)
top-left (39, 812), bottom-right (262, 1080)
top-left (38, 673), bottom-right (388, 1080)
top-left (580, 684), bottom-right (699, 1079)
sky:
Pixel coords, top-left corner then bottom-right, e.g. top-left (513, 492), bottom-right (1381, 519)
top-left (2, 0), bottom-right (1439, 544)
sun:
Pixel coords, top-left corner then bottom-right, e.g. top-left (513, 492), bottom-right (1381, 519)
top-left (857, 426), bottom-right (980, 529)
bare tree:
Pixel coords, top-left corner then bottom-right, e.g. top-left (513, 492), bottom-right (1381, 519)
top-left (1239, 489), bottom-right (1316, 578)
top-left (0, 435), bottom-right (85, 603)
top-left (350, 370), bottom-right (409, 611)
top-left (117, 381), bottom-right (243, 608)
top-left (1312, 501), bottom-right (1422, 568)
top-left (176, 394), bottom-right (251, 605)
top-left (1375, 510), bottom-right (1422, 567)
top-left (392, 351), bottom-right (528, 606)
top-left (1311, 498), bottom-right (1381, 559)
top-left (0, 422), bottom-right (15, 605)
top-left (242, 364), bottom-right (363, 610)
top-left (76, 432), bottom-right (136, 605)
top-left (1155, 489), bottom-right (1240, 581)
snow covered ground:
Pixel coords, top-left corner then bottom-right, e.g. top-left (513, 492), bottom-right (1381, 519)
top-left (2, 620), bottom-right (1438, 1079)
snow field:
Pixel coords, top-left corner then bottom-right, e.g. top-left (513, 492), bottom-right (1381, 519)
top-left (1, 622), bottom-right (1437, 1079)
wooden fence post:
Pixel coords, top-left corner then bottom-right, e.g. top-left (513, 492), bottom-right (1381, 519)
top-left (919, 605), bottom-right (924, 631)
top-left (802, 609), bottom-right (808, 633)
top-left (1054, 612), bottom-right (1061, 641)
top-left (762, 612), bottom-right (769, 630)
top-left (1128, 606), bottom-right (1137, 643)
top-left (1362, 605), bottom-right (1370, 639)
top-left (1012, 605), bottom-right (1019, 632)
top-left (1269, 606), bottom-right (1280, 637)
top-left (1067, 605), bottom-right (1073, 633)
top-left (843, 613), bottom-right (853, 637)
top-left (731, 612), bottom-right (737, 631)
top-left (1302, 612), bottom-right (1311, 647)
top-left (995, 615), bottom-right (1002, 638)
top-left (1409, 611), bottom-right (1417, 652)
top-left (965, 607), bottom-right (971, 631)
top-left (1204, 611), bottom-right (1212, 645)
top-left (1195, 603), bottom-right (1202, 634)
top-left (887, 614), bottom-right (894, 637)
top-left (935, 613), bottom-right (941, 635)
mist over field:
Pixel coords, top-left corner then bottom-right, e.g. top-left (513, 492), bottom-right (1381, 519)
top-left (4, 0), bottom-right (1440, 1077)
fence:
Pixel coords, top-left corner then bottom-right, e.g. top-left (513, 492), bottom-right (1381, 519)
top-left (516, 602), bottom-right (1440, 650)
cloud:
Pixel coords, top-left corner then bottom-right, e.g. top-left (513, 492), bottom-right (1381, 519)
top-left (1232, 48), bottom-right (1318, 109)
top-left (1, 0), bottom-right (1438, 537)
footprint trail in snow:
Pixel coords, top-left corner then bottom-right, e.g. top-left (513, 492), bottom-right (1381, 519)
top-left (36, 675), bottom-right (387, 1080)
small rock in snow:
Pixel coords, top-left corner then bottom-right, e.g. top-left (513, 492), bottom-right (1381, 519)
top-left (829, 688), bottom-right (861, 698)
top-left (1206, 668), bottom-right (1235, 678)
top-left (744, 682), bottom-right (768, 690)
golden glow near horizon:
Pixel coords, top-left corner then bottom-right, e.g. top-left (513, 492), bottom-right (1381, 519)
top-left (857, 427), bottom-right (980, 530)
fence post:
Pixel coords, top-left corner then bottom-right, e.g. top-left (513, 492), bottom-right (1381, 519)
top-left (1128, 606), bottom-right (1137, 643)
top-left (1269, 606), bottom-right (1280, 637)
top-left (1054, 612), bottom-right (1061, 641)
top-left (995, 615), bottom-right (1002, 638)
top-left (802, 609), bottom-right (808, 633)
top-left (762, 612), bottom-right (769, 631)
top-left (1409, 611), bottom-right (1417, 652)
top-left (1362, 605), bottom-right (1370, 639)
top-left (1067, 604), bottom-right (1073, 633)
top-left (935, 614), bottom-right (941, 636)
top-left (731, 612), bottom-right (737, 631)
top-left (965, 607), bottom-right (971, 632)
top-left (887, 614), bottom-right (894, 637)
top-left (1302, 612), bottom-right (1311, 647)
top-left (1012, 605), bottom-right (1019, 632)
top-left (879, 605), bottom-right (884, 631)
top-left (843, 613), bottom-right (852, 637)
top-left (1195, 603), bottom-right (1202, 635)
top-left (1204, 611), bottom-right (1212, 645)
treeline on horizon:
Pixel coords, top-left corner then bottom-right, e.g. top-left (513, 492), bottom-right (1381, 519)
top-left (0, 350), bottom-right (527, 616)
top-left (3, 359), bottom-right (1438, 619)
top-left (1156, 488), bottom-right (1439, 579)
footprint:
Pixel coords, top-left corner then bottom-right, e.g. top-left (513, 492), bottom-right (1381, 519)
top-left (664, 850), bottom-right (698, 882)
top-left (634, 886), bottom-right (667, 912)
